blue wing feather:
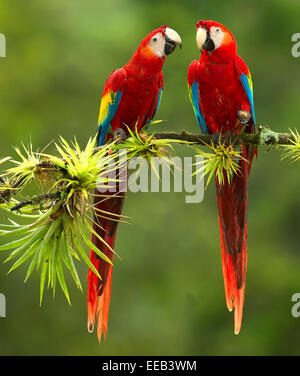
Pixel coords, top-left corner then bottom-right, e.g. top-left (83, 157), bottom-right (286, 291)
top-left (189, 82), bottom-right (208, 134)
top-left (145, 87), bottom-right (163, 131)
top-left (97, 68), bottom-right (127, 145)
top-left (98, 90), bottom-right (122, 145)
top-left (240, 73), bottom-right (256, 127)
top-left (154, 88), bottom-right (163, 118)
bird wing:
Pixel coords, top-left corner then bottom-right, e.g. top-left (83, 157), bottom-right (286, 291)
top-left (234, 56), bottom-right (256, 129)
top-left (145, 72), bottom-right (164, 130)
top-left (187, 60), bottom-right (208, 134)
top-left (97, 68), bottom-right (127, 145)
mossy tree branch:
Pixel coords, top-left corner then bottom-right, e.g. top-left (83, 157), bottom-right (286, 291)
top-left (0, 128), bottom-right (298, 306)
top-left (0, 126), bottom-right (298, 207)
top-left (152, 126), bottom-right (295, 147)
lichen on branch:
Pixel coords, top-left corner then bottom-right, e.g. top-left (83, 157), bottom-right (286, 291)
top-left (152, 126), bottom-right (296, 147)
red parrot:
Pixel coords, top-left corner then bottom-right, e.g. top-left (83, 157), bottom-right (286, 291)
top-left (88, 25), bottom-right (182, 341)
top-left (188, 20), bottom-right (256, 334)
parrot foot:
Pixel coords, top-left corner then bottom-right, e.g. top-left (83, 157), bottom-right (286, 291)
top-left (237, 110), bottom-right (250, 126)
top-left (113, 128), bottom-right (127, 144)
top-left (211, 132), bottom-right (221, 146)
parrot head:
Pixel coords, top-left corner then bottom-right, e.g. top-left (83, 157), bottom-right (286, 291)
top-left (138, 25), bottom-right (182, 60)
top-left (195, 20), bottom-right (237, 57)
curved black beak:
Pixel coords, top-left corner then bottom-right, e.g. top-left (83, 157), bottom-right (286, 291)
top-left (202, 30), bottom-right (215, 51)
top-left (164, 36), bottom-right (177, 55)
top-left (164, 28), bottom-right (182, 55)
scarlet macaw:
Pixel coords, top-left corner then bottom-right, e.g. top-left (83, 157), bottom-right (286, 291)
top-left (88, 26), bottom-right (182, 341)
top-left (188, 20), bottom-right (256, 334)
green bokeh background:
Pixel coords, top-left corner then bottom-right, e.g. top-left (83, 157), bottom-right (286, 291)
top-left (0, 0), bottom-right (300, 355)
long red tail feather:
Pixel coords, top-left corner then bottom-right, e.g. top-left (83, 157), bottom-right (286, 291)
top-left (216, 145), bottom-right (254, 334)
top-left (87, 187), bottom-right (125, 341)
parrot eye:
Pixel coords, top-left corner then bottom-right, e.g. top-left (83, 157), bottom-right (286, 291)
top-left (152, 37), bottom-right (157, 42)
top-left (216, 28), bottom-right (221, 32)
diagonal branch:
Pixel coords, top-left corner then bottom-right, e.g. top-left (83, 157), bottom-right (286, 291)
top-left (10, 191), bottom-right (62, 211)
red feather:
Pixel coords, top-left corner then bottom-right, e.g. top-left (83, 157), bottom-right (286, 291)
top-left (88, 27), bottom-right (166, 341)
top-left (87, 188), bottom-right (125, 341)
top-left (188, 20), bottom-right (257, 333)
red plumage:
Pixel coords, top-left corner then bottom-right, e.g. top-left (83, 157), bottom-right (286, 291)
top-left (88, 25), bottom-right (181, 341)
top-left (188, 20), bottom-right (256, 334)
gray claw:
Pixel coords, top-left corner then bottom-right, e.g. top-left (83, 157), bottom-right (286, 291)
top-left (211, 132), bottom-right (221, 146)
top-left (237, 110), bottom-right (251, 125)
top-left (114, 128), bottom-right (127, 144)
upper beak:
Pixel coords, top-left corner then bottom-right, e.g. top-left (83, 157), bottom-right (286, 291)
top-left (196, 27), bottom-right (215, 51)
top-left (164, 27), bottom-right (182, 55)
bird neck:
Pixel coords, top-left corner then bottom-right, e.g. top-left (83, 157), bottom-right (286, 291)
top-left (200, 45), bottom-right (237, 65)
top-left (125, 47), bottom-right (165, 76)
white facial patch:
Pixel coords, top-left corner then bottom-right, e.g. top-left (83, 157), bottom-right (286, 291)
top-left (210, 26), bottom-right (224, 50)
top-left (148, 32), bottom-right (165, 58)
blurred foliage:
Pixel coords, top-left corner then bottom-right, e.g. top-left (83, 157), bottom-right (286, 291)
top-left (0, 0), bottom-right (300, 355)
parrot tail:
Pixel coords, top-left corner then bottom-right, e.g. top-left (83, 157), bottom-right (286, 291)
top-left (87, 187), bottom-right (125, 341)
top-left (215, 145), bottom-right (254, 335)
